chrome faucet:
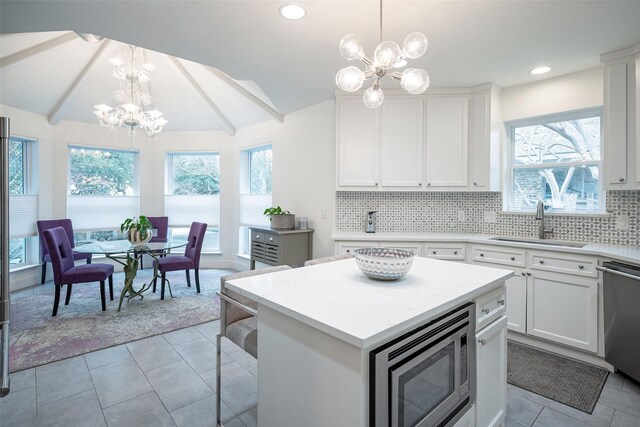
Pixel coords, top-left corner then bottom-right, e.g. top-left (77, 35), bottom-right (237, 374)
top-left (535, 200), bottom-right (554, 239)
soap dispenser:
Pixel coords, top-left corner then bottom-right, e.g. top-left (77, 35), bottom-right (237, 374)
top-left (366, 211), bottom-right (377, 233)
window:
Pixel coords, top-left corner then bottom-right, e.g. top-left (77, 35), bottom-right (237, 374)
top-left (165, 153), bottom-right (220, 252)
top-left (9, 136), bottom-right (38, 268)
top-left (67, 146), bottom-right (139, 231)
top-left (507, 109), bottom-right (602, 213)
top-left (239, 145), bottom-right (272, 255)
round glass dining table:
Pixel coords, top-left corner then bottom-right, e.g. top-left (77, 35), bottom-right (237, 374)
top-left (74, 239), bottom-right (187, 311)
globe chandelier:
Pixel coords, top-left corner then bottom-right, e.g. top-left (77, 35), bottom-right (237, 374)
top-left (94, 45), bottom-right (168, 138)
top-left (335, 0), bottom-right (430, 109)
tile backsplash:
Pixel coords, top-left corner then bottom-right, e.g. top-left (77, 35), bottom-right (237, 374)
top-left (335, 191), bottom-right (640, 246)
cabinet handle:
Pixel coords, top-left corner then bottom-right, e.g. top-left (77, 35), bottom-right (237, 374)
top-left (375, 182), bottom-right (379, 186)
top-left (473, 182), bottom-right (478, 186)
top-left (432, 251), bottom-right (437, 255)
top-left (256, 234), bottom-right (260, 239)
top-left (478, 339), bottom-right (486, 346)
top-left (578, 265), bottom-right (584, 269)
top-left (619, 178), bottom-right (625, 182)
top-left (510, 257), bottom-right (515, 261)
top-left (521, 272), bottom-right (526, 276)
top-left (427, 182), bottom-right (431, 186)
top-left (480, 253), bottom-right (484, 257)
top-left (539, 260), bottom-right (544, 264)
top-left (418, 182), bottom-right (422, 186)
top-left (482, 308), bottom-right (490, 314)
top-left (269, 237), bottom-right (274, 241)
top-left (498, 299), bottom-right (505, 305)
top-left (454, 251), bottom-right (458, 255)
top-left (346, 249), bottom-right (350, 253)
top-left (526, 272), bottom-right (531, 276)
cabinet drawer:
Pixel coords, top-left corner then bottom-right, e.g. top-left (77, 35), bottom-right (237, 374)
top-left (475, 286), bottom-right (506, 332)
top-left (528, 252), bottom-right (597, 278)
top-left (336, 241), bottom-right (378, 255)
top-left (472, 246), bottom-right (525, 268)
top-left (380, 242), bottom-right (422, 256)
top-left (424, 243), bottom-right (466, 260)
top-left (264, 233), bottom-right (280, 246)
top-left (251, 230), bottom-right (265, 242)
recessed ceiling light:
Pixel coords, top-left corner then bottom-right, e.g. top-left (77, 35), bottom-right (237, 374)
top-left (530, 66), bottom-right (551, 75)
top-left (279, 4), bottom-right (306, 20)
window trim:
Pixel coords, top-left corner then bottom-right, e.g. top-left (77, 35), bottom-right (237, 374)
top-left (504, 107), bottom-right (604, 214)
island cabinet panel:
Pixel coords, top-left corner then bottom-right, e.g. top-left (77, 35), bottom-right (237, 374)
top-left (475, 315), bottom-right (508, 427)
top-left (380, 97), bottom-right (424, 188)
top-left (425, 97), bottom-right (469, 188)
top-left (526, 272), bottom-right (598, 353)
top-left (337, 97), bottom-right (379, 188)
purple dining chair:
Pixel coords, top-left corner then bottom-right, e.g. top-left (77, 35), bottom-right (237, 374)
top-left (139, 216), bottom-right (169, 269)
top-left (37, 219), bottom-right (92, 284)
top-left (153, 222), bottom-right (207, 300)
top-left (43, 226), bottom-right (114, 317)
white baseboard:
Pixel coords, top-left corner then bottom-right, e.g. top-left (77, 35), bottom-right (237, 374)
top-left (508, 331), bottom-right (614, 371)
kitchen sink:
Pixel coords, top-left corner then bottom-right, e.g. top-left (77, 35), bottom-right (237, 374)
top-left (489, 236), bottom-right (588, 248)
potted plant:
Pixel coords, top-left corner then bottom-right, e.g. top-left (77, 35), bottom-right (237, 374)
top-left (264, 206), bottom-right (295, 229)
top-left (121, 215), bottom-right (153, 245)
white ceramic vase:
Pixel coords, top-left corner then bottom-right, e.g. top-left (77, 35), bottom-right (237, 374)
top-left (128, 228), bottom-right (152, 246)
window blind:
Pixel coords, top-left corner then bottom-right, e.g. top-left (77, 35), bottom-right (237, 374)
top-left (239, 194), bottom-right (271, 227)
top-left (68, 195), bottom-right (139, 230)
top-left (165, 195), bottom-right (219, 228)
top-left (9, 195), bottom-right (38, 238)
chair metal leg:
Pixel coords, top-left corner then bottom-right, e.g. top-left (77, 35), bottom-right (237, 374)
top-left (216, 332), bottom-right (222, 427)
top-left (87, 258), bottom-right (91, 264)
top-left (195, 268), bottom-right (201, 294)
top-left (52, 284), bottom-right (61, 317)
top-left (108, 275), bottom-right (114, 301)
top-left (100, 280), bottom-right (106, 311)
top-left (41, 263), bottom-right (47, 284)
top-left (152, 275), bottom-right (157, 293)
top-left (160, 273), bottom-right (166, 300)
top-left (186, 270), bottom-right (191, 287)
top-left (64, 284), bottom-right (72, 305)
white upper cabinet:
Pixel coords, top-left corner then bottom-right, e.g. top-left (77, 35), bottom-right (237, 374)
top-left (336, 86), bottom-right (499, 192)
top-left (336, 97), bottom-right (379, 188)
top-left (425, 96), bottom-right (469, 187)
top-left (602, 44), bottom-right (640, 190)
top-left (469, 85), bottom-right (502, 191)
top-left (381, 97), bottom-right (424, 188)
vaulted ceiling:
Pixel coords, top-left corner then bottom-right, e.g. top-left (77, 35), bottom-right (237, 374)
top-left (2, 1), bottom-right (640, 132)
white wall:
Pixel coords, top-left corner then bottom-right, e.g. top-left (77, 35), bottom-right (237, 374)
top-left (501, 66), bottom-right (603, 121)
top-left (1, 99), bottom-right (337, 289)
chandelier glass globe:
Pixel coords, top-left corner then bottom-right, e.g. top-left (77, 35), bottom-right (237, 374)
top-left (373, 41), bottom-right (401, 68)
top-left (339, 34), bottom-right (365, 61)
top-left (363, 86), bottom-right (384, 109)
top-left (336, 66), bottom-right (366, 92)
top-left (400, 68), bottom-right (430, 94)
top-left (402, 32), bottom-right (428, 59)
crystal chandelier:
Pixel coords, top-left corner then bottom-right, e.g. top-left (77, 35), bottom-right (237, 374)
top-left (94, 45), bottom-right (168, 138)
top-left (336, 0), bottom-right (430, 109)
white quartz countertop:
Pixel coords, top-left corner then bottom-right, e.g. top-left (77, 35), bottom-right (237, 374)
top-left (331, 231), bottom-right (640, 265)
top-left (226, 257), bottom-right (512, 349)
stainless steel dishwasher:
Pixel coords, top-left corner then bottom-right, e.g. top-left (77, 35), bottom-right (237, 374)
top-left (598, 261), bottom-right (640, 382)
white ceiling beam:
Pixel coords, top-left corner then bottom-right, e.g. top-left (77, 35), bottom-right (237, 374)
top-left (0, 32), bottom-right (77, 69)
top-left (203, 66), bottom-right (284, 123)
top-left (171, 57), bottom-right (236, 136)
top-left (48, 40), bottom-right (111, 125)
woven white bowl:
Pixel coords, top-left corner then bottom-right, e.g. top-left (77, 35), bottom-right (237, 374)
top-left (353, 248), bottom-right (415, 281)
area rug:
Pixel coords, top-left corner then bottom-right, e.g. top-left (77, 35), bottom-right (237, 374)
top-left (507, 341), bottom-right (609, 414)
top-left (9, 268), bottom-right (233, 372)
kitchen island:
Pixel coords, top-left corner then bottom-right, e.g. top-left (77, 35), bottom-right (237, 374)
top-left (226, 257), bottom-right (513, 427)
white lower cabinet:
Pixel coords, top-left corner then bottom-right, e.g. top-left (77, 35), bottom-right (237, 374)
top-left (336, 241), bottom-right (378, 254)
top-left (526, 272), bottom-right (598, 352)
top-left (380, 242), bottom-right (423, 256)
top-left (505, 268), bottom-right (527, 334)
top-left (453, 404), bottom-right (475, 427)
top-left (475, 316), bottom-right (508, 427)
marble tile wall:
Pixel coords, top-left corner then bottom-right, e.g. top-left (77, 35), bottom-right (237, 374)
top-left (335, 191), bottom-right (640, 245)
